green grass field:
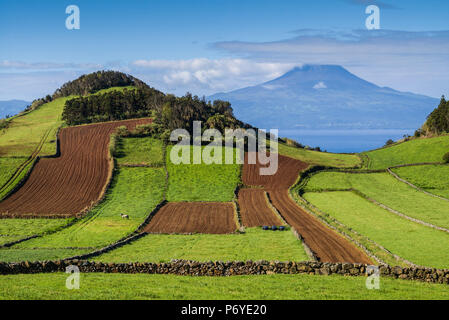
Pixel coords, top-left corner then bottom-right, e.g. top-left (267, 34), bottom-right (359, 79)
top-left (0, 158), bottom-right (37, 201)
top-left (0, 219), bottom-right (72, 246)
top-left (362, 135), bottom-right (449, 169)
top-left (0, 249), bottom-right (92, 262)
top-left (303, 191), bottom-right (449, 269)
top-left (94, 228), bottom-right (308, 263)
top-left (277, 143), bottom-right (360, 168)
top-left (0, 97), bottom-right (73, 157)
top-left (0, 158), bottom-right (27, 187)
top-left (392, 164), bottom-right (449, 199)
top-left (166, 146), bottom-right (241, 202)
top-left (304, 171), bottom-right (449, 229)
top-left (116, 137), bottom-right (164, 166)
top-left (0, 273), bottom-right (448, 300)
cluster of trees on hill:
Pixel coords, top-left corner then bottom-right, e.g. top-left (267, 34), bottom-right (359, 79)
top-left (422, 96), bottom-right (449, 135)
top-left (62, 87), bottom-right (165, 125)
top-left (159, 94), bottom-right (244, 133)
top-left (53, 71), bottom-right (148, 98)
top-left (385, 96), bottom-right (449, 147)
top-left (60, 71), bottom-right (247, 134)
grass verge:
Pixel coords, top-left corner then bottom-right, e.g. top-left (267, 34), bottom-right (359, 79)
top-left (0, 273), bottom-right (448, 300)
top-left (362, 135), bottom-right (449, 169)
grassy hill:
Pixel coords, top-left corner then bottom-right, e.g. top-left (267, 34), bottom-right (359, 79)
top-left (362, 135), bottom-right (449, 169)
top-left (0, 97), bottom-right (72, 157)
top-left (278, 142), bottom-right (360, 168)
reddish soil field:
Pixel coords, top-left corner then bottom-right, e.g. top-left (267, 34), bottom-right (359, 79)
top-left (243, 152), bottom-right (372, 264)
top-left (238, 188), bottom-right (282, 227)
top-left (269, 190), bottom-right (372, 264)
top-left (143, 202), bottom-right (237, 234)
top-left (0, 119), bottom-right (151, 217)
top-left (242, 152), bottom-right (308, 190)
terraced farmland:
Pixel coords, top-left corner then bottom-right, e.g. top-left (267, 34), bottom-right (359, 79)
top-left (243, 152), bottom-right (371, 264)
top-left (0, 119), bottom-right (152, 217)
top-left (0, 166), bottom-right (165, 261)
top-left (304, 171), bottom-right (449, 229)
top-left (303, 191), bottom-right (449, 269)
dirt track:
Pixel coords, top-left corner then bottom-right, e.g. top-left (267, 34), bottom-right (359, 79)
top-left (0, 119), bottom-right (151, 217)
top-left (238, 189), bottom-right (282, 227)
top-left (143, 202), bottom-right (237, 234)
top-left (243, 152), bottom-right (372, 264)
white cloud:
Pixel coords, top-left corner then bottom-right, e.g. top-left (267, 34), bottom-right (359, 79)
top-left (131, 58), bottom-right (296, 94)
top-left (0, 60), bottom-right (102, 72)
top-left (313, 81), bottom-right (327, 89)
top-left (213, 29), bottom-right (449, 98)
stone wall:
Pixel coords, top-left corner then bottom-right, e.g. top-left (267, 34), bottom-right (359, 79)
top-left (0, 260), bottom-right (448, 285)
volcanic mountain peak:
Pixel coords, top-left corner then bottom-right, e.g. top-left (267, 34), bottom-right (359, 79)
top-left (262, 64), bottom-right (378, 91)
top-left (209, 64), bottom-right (438, 130)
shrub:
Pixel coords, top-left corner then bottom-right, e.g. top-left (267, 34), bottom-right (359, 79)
top-left (284, 138), bottom-right (304, 149)
top-left (414, 129), bottom-right (424, 138)
top-left (116, 126), bottom-right (130, 137)
top-left (130, 123), bottom-right (163, 137)
top-left (109, 134), bottom-right (119, 159)
top-left (385, 139), bottom-right (395, 146)
top-left (443, 152), bottom-right (449, 164)
top-left (0, 119), bottom-right (9, 130)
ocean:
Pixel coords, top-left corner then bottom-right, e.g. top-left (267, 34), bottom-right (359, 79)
top-left (278, 129), bottom-right (416, 153)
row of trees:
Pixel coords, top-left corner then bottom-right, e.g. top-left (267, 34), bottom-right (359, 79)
top-left (62, 87), bottom-right (165, 125)
top-left (159, 94), bottom-right (244, 133)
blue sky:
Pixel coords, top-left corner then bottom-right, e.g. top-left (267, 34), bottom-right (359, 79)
top-left (0, 0), bottom-right (448, 100)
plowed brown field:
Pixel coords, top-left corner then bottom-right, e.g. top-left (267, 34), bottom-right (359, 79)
top-left (143, 202), bottom-right (237, 234)
top-left (243, 152), bottom-right (372, 264)
top-left (270, 190), bottom-right (371, 264)
top-left (242, 153), bottom-right (308, 190)
top-left (0, 119), bottom-right (151, 217)
top-left (238, 189), bottom-right (282, 227)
